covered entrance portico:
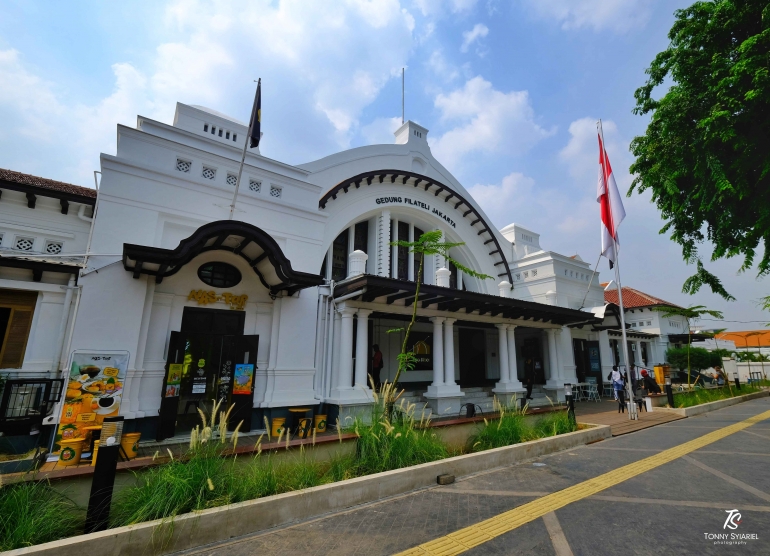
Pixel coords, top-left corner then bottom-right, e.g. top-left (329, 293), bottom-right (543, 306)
top-left (318, 275), bottom-right (599, 420)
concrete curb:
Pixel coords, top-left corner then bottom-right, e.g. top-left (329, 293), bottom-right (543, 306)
top-left (653, 390), bottom-right (769, 417)
top-left (5, 425), bottom-right (610, 556)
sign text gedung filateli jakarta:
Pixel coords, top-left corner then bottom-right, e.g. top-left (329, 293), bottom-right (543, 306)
top-left (376, 197), bottom-right (456, 228)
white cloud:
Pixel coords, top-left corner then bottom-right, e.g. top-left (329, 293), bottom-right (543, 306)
top-left (361, 116), bottom-right (402, 144)
top-left (413, 0), bottom-right (480, 17)
top-left (521, 0), bottom-right (653, 32)
top-left (0, 0), bottom-right (417, 184)
top-left (426, 49), bottom-right (461, 82)
top-left (460, 23), bottom-right (489, 53)
top-left (430, 76), bottom-right (554, 172)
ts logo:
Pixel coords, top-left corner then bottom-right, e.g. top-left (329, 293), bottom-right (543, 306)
top-left (724, 509), bottom-right (742, 530)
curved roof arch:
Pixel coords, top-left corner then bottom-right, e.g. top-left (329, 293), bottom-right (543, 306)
top-left (122, 220), bottom-right (323, 296)
top-left (319, 169), bottom-right (513, 284)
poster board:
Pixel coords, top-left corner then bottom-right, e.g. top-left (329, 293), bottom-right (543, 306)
top-left (232, 364), bottom-right (254, 395)
top-left (53, 350), bottom-right (129, 453)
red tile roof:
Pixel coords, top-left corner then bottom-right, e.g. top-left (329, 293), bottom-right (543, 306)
top-left (0, 168), bottom-right (96, 199)
top-left (603, 286), bottom-right (682, 309)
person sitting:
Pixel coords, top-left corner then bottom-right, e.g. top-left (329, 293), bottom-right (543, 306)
top-left (640, 369), bottom-right (661, 394)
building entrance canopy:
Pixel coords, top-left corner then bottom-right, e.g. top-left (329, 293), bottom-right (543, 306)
top-left (122, 220), bottom-right (323, 295)
top-left (333, 275), bottom-right (598, 327)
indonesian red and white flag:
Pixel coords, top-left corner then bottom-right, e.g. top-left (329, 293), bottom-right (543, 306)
top-left (596, 124), bottom-right (625, 268)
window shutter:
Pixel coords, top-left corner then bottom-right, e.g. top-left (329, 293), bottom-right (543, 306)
top-left (0, 308), bottom-right (34, 368)
top-left (0, 290), bottom-right (38, 369)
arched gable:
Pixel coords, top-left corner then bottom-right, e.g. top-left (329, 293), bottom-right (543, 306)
top-left (319, 169), bottom-right (513, 284)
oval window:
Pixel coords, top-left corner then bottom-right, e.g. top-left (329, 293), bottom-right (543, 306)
top-left (197, 262), bottom-right (242, 288)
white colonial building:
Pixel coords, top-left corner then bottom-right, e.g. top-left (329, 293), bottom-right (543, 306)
top-left (2, 102), bottom-right (679, 441)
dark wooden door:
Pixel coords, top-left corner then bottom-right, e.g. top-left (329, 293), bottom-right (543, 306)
top-left (459, 328), bottom-right (487, 386)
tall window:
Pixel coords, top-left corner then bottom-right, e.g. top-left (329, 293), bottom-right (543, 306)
top-left (0, 290), bottom-right (37, 369)
top-left (354, 221), bottom-right (368, 253)
top-left (413, 227), bottom-right (425, 283)
top-left (397, 221), bottom-right (409, 280)
top-left (449, 260), bottom-right (457, 290)
top-left (331, 229), bottom-right (349, 281)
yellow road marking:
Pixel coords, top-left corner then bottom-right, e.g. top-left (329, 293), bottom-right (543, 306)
top-left (397, 408), bottom-right (770, 556)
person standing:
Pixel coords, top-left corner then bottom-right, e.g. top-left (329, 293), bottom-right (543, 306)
top-left (609, 365), bottom-right (625, 412)
top-left (371, 344), bottom-right (384, 391)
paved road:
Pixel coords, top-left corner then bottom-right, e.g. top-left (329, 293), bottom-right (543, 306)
top-left (177, 397), bottom-right (770, 556)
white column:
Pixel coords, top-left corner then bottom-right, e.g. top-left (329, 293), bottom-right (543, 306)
top-left (444, 318), bottom-right (457, 386)
top-left (325, 245), bottom-right (333, 281)
top-left (347, 224), bottom-right (355, 256)
top-left (546, 328), bottom-right (563, 388)
top-left (407, 223), bottom-right (415, 281)
top-left (426, 317), bottom-right (445, 394)
top-left (331, 310), bottom-right (342, 388)
top-left (496, 324), bottom-right (510, 384)
top-left (391, 217), bottom-right (399, 279)
top-left (338, 306), bottom-right (356, 389)
top-left (507, 325), bottom-right (524, 389)
top-left (635, 340), bottom-right (644, 369)
top-left (354, 309), bottom-right (372, 388)
top-left (377, 210), bottom-right (391, 277)
top-left (457, 269), bottom-right (463, 291)
top-left (559, 326), bottom-right (578, 384)
top-left (493, 324), bottom-right (511, 393)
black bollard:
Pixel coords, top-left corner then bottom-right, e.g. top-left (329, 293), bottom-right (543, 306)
top-left (85, 417), bottom-right (123, 534)
top-left (665, 383), bottom-right (675, 408)
top-left (734, 377), bottom-right (741, 390)
top-left (566, 394), bottom-right (576, 426)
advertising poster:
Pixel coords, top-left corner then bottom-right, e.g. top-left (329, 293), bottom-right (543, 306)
top-left (232, 364), bottom-right (254, 395)
top-left (165, 363), bottom-right (182, 398)
top-left (54, 351), bottom-right (129, 453)
top-left (409, 332), bottom-right (432, 371)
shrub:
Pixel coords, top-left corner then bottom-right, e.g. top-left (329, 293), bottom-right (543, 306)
top-left (0, 480), bottom-right (83, 551)
top-left (675, 385), bottom-right (759, 408)
top-left (470, 400), bottom-right (577, 451)
top-left (666, 347), bottom-right (721, 372)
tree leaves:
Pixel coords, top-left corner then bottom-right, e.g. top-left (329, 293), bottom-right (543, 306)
top-left (630, 0), bottom-right (770, 300)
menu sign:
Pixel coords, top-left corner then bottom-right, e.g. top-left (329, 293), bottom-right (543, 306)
top-left (53, 351), bottom-right (129, 452)
top-left (165, 364), bottom-right (182, 397)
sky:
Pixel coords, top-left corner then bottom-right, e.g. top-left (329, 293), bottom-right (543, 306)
top-left (0, 0), bottom-right (766, 331)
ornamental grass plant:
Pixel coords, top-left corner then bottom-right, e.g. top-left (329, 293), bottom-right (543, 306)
top-left (469, 398), bottom-right (577, 452)
top-left (0, 480), bottom-right (83, 551)
top-left (345, 381), bottom-right (449, 476)
top-left (674, 385), bottom-right (759, 408)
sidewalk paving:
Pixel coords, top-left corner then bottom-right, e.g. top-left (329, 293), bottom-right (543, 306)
top-left (174, 397), bottom-right (770, 556)
top-left (575, 399), bottom-right (685, 436)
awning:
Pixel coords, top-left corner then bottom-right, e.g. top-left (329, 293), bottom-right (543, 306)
top-left (608, 329), bottom-right (658, 340)
top-left (668, 333), bottom-right (711, 344)
top-left (123, 220), bottom-right (323, 295)
top-left (333, 274), bottom-right (599, 326)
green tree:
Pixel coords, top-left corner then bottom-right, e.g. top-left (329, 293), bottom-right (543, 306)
top-left (654, 304), bottom-right (724, 386)
top-left (666, 346), bottom-right (722, 374)
top-left (629, 1), bottom-right (770, 300)
top-left (387, 231), bottom-right (491, 391)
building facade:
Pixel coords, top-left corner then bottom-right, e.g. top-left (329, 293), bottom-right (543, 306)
top-left (3, 102), bottom-right (673, 440)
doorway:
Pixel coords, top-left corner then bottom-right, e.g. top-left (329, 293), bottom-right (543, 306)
top-left (458, 328), bottom-right (487, 386)
top-left (157, 307), bottom-right (257, 441)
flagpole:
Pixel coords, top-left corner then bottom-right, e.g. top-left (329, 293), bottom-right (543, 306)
top-left (229, 78), bottom-right (260, 220)
top-left (598, 120), bottom-right (637, 420)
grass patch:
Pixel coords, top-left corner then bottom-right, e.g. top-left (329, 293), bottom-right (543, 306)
top-left (13, 392), bottom-right (582, 544)
top-left (674, 386), bottom-right (760, 408)
top-left (0, 480), bottom-right (83, 551)
top-left (469, 401), bottom-right (577, 452)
